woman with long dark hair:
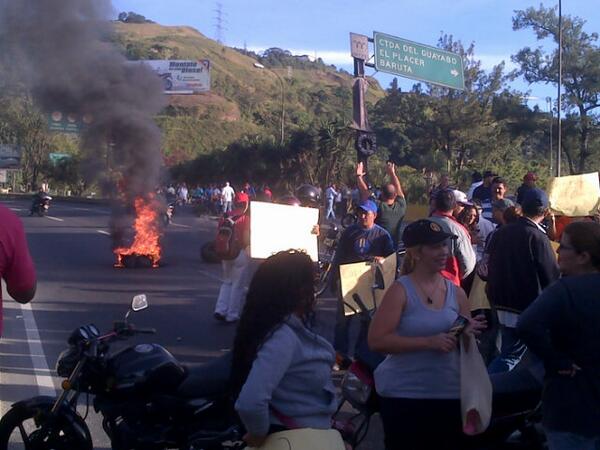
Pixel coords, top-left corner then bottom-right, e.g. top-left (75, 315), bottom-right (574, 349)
top-left (231, 250), bottom-right (344, 449)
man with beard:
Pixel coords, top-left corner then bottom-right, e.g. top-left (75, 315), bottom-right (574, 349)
top-left (356, 161), bottom-right (407, 250)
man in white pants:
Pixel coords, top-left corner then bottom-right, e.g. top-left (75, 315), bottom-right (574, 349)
top-left (214, 192), bottom-right (251, 323)
top-left (221, 182), bottom-right (235, 213)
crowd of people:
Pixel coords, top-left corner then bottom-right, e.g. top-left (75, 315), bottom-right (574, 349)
top-left (3, 163), bottom-right (600, 450)
top-left (203, 165), bottom-right (599, 450)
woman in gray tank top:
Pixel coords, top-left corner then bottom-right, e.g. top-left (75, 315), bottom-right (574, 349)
top-left (368, 219), bottom-right (486, 450)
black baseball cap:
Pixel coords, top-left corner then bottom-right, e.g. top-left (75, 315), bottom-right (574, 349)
top-left (483, 170), bottom-right (497, 179)
top-left (402, 219), bottom-right (456, 247)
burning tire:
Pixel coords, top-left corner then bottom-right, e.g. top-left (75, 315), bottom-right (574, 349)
top-left (201, 241), bottom-right (220, 264)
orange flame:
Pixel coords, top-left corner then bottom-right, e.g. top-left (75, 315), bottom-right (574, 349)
top-left (114, 196), bottom-right (161, 268)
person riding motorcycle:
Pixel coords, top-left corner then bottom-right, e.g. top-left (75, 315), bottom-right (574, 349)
top-left (30, 188), bottom-right (52, 216)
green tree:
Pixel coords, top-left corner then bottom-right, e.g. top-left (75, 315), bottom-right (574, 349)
top-left (512, 5), bottom-right (600, 174)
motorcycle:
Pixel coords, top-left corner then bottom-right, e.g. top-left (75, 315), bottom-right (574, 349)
top-left (333, 290), bottom-right (545, 450)
top-left (0, 295), bottom-right (244, 450)
top-left (30, 194), bottom-right (52, 217)
top-left (315, 224), bottom-right (341, 297)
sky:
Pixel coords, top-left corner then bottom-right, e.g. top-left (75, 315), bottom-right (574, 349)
top-left (111, 0), bottom-right (600, 110)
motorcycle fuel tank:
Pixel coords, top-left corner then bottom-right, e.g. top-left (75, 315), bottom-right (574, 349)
top-left (107, 344), bottom-right (186, 394)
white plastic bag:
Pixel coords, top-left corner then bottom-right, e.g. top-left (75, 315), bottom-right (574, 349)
top-left (460, 333), bottom-right (493, 435)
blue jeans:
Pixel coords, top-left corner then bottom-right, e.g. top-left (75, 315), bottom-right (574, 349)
top-left (488, 326), bottom-right (528, 373)
top-left (325, 199), bottom-right (336, 220)
top-left (545, 430), bottom-right (600, 450)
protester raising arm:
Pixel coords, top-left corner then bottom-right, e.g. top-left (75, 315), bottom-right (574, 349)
top-left (386, 162), bottom-right (404, 199)
top-left (356, 162), bottom-right (370, 202)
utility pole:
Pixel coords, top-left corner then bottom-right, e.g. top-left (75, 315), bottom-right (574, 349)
top-left (547, 96), bottom-right (553, 177)
top-left (557, 0), bottom-right (563, 177)
top-left (253, 63), bottom-right (285, 146)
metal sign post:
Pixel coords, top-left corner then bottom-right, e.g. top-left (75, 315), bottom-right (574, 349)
top-left (350, 33), bottom-right (376, 174)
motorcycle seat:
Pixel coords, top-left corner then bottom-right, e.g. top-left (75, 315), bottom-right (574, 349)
top-left (177, 353), bottom-right (232, 399)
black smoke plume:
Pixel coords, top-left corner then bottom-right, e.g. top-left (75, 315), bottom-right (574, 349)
top-left (0, 0), bottom-right (166, 202)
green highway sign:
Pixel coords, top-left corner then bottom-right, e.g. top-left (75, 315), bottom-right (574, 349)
top-left (373, 31), bottom-right (465, 90)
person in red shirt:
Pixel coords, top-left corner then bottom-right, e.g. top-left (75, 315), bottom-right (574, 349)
top-left (213, 192), bottom-right (251, 323)
top-left (0, 204), bottom-right (36, 335)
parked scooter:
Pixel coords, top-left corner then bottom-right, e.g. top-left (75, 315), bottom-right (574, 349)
top-left (0, 295), bottom-right (244, 450)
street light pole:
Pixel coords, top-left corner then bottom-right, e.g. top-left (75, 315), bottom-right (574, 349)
top-left (253, 63), bottom-right (285, 145)
top-left (546, 97), bottom-right (553, 177)
top-left (557, 0), bottom-right (563, 177)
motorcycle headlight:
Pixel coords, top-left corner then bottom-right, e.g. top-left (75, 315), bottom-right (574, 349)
top-left (341, 370), bottom-right (372, 408)
top-left (56, 347), bottom-right (79, 377)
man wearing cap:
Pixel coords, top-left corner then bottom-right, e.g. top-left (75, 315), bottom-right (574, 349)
top-left (486, 188), bottom-right (559, 373)
top-left (356, 161), bottom-right (407, 250)
top-left (516, 172), bottom-right (538, 205)
top-left (214, 192), bottom-right (251, 323)
top-left (332, 199), bottom-right (394, 367)
top-left (452, 189), bottom-right (471, 218)
top-left (430, 189), bottom-right (476, 286)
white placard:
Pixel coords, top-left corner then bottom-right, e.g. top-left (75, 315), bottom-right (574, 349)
top-left (547, 172), bottom-right (600, 216)
top-left (250, 201), bottom-right (319, 261)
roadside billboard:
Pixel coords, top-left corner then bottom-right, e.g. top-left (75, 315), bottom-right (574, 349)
top-left (0, 144), bottom-right (21, 168)
top-left (47, 111), bottom-right (92, 133)
top-left (135, 60), bottom-right (211, 94)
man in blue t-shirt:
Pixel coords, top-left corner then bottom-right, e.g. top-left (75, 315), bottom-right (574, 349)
top-left (332, 199), bottom-right (394, 368)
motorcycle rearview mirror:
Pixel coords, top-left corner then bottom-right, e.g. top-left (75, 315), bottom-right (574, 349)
top-left (125, 294), bottom-right (148, 321)
top-left (132, 294), bottom-right (148, 312)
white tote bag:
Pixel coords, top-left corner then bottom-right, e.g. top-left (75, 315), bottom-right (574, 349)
top-left (460, 333), bottom-right (493, 435)
top-left (245, 428), bottom-right (346, 450)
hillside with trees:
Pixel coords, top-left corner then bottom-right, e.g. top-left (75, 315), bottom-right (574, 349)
top-left (2, 6), bottom-right (600, 201)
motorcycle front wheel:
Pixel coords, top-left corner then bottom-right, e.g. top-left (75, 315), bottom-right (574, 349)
top-left (0, 405), bottom-right (92, 450)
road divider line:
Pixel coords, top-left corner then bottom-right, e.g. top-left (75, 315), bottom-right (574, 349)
top-left (20, 303), bottom-right (56, 397)
top-left (170, 223), bottom-right (192, 228)
top-left (45, 216), bottom-right (64, 222)
top-left (96, 230), bottom-right (111, 235)
top-left (9, 207), bottom-right (24, 212)
top-left (198, 268), bottom-right (223, 283)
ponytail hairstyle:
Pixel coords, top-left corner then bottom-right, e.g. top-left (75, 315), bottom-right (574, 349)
top-left (400, 246), bottom-right (421, 275)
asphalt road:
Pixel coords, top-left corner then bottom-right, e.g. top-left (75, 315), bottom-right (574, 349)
top-left (0, 199), bottom-right (384, 450)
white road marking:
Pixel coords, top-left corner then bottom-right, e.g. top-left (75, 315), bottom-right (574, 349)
top-left (9, 207), bottom-right (24, 212)
top-left (170, 222), bottom-right (192, 228)
top-left (96, 230), bottom-right (110, 235)
top-left (198, 268), bottom-right (223, 282)
top-left (45, 215), bottom-right (64, 222)
top-left (20, 303), bottom-right (56, 397)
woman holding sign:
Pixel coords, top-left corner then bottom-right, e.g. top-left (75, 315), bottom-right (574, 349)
top-left (368, 219), bottom-right (486, 450)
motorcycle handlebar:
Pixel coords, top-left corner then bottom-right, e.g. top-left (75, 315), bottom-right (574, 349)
top-left (136, 328), bottom-right (157, 335)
